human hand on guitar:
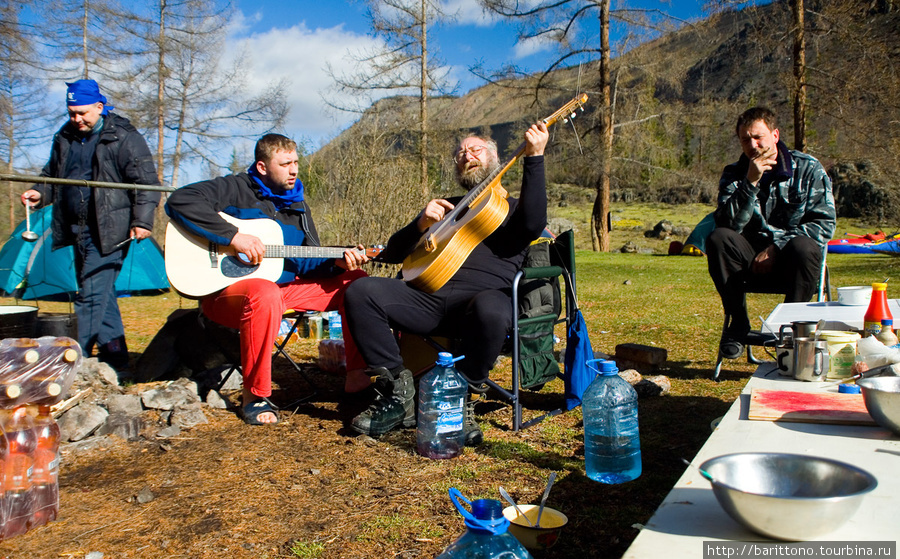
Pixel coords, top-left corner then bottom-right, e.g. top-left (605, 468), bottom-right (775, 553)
top-left (336, 244), bottom-right (370, 271)
top-left (524, 122), bottom-right (549, 157)
top-left (230, 232), bottom-right (265, 265)
top-left (416, 199), bottom-right (455, 232)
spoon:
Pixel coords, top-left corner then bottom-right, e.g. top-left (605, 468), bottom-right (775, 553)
top-left (813, 319), bottom-right (826, 341)
top-left (681, 458), bottom-right (715, 483)
top-left (534, 471), bottom-right (557, 528)
top-left (498, 486), bottom-right (533, 527)
top-left (21, 205), bottom-right (38, 242)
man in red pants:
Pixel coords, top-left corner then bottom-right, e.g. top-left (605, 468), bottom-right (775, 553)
top-left (166, 134), bottom-right (369, 424)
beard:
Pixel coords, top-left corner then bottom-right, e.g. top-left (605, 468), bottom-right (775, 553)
top-left (456, 156), bottom-right (500, 191)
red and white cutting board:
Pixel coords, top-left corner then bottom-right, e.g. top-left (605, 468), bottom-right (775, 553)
top-left (748, 387), bottom-right (877, 426)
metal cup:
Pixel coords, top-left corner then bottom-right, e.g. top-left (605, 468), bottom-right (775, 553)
top-left (793, 337), bottom-right (828, 382)
top-left (779, 320), bottom-right (819, 344)
top-left (775, 341), bottom-right (794, 377)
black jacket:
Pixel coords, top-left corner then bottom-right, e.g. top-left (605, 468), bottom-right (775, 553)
top-left (37, 112), bottom-right (161, 255)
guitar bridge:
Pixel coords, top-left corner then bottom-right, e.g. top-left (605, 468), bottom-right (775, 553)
top-left (424, 233), bottom-right (436, 252)
top-left (208, 242), bottom-right (219, 268)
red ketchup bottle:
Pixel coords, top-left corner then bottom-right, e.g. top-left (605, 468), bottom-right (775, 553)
top-left (864, 282), bottom-right (893, 337)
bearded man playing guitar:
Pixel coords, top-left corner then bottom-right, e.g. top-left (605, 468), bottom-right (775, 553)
top-left (344, 122), bottom-right (549, 442)
top-left (165, 133), bottom-right (370, 425)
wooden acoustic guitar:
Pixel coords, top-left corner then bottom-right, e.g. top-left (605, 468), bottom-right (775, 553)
top-left (165, 212), bottom-right (382, 298)
top-left (401, 94), bottom-right (588, 293)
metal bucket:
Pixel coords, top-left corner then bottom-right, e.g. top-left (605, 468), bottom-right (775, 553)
top-left (0, 306), bottom-right (38, 339)
top-left (36, 312), bottom-right (78, 339)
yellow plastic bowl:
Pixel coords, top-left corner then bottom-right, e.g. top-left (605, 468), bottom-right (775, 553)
top-left (502, 504), bottom-right (568, 551)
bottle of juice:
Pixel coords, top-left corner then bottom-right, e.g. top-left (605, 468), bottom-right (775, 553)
top-left (30, 405), bottom-right (60, 528)
top-left (864, 282), bottom-right (892, 337)
top-left (1, 406), bottom-right (36, 539)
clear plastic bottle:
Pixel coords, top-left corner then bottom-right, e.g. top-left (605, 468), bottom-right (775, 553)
top-left (1, 406), bottom-right (36, 538)
top-left (30, 405), bottom-right (60, 528)
top-left (582, 359), bottom-right (642, 484)
top-left (417, 353), bottom-right (467, 459)
top-left (436, 488), bottom-right (533, 559)
top-left (329, 312), bottom-right (343, 340)
top-left (0, 420), bottom-right (8, 539)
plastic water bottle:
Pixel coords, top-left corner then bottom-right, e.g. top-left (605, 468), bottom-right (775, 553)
top-left (329, 312), bottom-right (343, 340)
top-left (30, 405), bottom-right (60, 528)
top-left (582, 359), bottom-right (642, 484)
top-left (1, 406), bottom-right (36, 538)
top-left (417, 353), bottom-right (467, 459)
top-left (436, 488), bottom-right (533, 558)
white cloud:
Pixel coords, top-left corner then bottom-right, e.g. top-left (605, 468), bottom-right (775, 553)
top-left (227, 19), bottom-right (387, 147)
top-left (440, 0), bottom-right (497, 26)
top-left (513, 34), bottom-right (557, 59)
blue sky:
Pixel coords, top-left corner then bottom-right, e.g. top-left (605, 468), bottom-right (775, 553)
top-left (229, 0), bottom-right (722, 150)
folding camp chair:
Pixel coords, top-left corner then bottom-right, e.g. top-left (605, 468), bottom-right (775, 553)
top-left (492, 229), bottom-right (577, 430)
top-left (712, 249), bottom-right (831, 381)
top-left (399, 230), bottom-right (578, 431)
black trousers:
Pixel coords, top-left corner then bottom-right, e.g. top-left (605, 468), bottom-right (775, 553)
top-left (706, 228), bottom-right (821, 327)
top-left (343, 277), bottom-right (512, 386)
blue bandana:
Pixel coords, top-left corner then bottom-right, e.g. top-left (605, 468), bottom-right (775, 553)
top-left (247, 164), bottom-right (305, 209)
top-left (66, 79), bottom-right (115, 115)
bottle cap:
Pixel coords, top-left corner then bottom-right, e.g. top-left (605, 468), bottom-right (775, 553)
top-left (838, 383), bottom-right (861, 394)
top-left (436, 352), bottom-right (464, 366)
top-left (588, 359), bottom-right (619, 375)
top-left (872, 282), bottom-right (888, 290)
top-left (882, 319), bottom-right (893, 326)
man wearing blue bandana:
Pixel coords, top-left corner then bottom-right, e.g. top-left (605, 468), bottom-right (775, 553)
top-left (22, 79), bottom-right (161, 370)
top-left (165, 134), bottom-right (370, 425)
top-left (708, 106), bottom-right (835, 360)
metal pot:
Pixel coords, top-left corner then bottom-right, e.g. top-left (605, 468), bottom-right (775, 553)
top-left (0, 306), bottom-right (38, 339)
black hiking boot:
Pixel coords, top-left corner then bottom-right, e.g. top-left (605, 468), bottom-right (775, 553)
top-left (351, 368), bottom-right (415, 436)
top-left (464, 390), bottom-right (484, 447)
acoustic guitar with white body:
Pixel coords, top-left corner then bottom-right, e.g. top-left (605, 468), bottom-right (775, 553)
top-left (165, 212), bottom-right (382, 298)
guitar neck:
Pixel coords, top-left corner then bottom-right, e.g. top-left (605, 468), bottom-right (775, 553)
top-left (262, 245), bottom-right (348, 259)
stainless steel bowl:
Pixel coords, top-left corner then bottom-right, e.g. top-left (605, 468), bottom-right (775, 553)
top-left (858, 376), bottom-right (900, 436)
top-left (700, 453), bottom-right (877, 541)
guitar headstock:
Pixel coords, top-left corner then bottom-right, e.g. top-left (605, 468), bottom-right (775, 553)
top-left (541, 94), bottom-right (589, 128)
top-left (364, 246), bottom-right (384, 259)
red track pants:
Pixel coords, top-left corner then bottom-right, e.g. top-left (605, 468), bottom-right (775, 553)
top-left (201, 270), bottom-right (367, 398)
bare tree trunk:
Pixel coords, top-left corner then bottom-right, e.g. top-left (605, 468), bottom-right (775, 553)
top-left (155, 0), bottom-right (166, 185)
top-left (792, 0), bottom-right (807, 152)
top-left (591, 0), bottom-right (612, 252)
top-left (81, 1), bottom-right (89, 78)
top-left (419, 0), bottom-right (428, 196)
top-left (6, 153), bottom-right (13, 235)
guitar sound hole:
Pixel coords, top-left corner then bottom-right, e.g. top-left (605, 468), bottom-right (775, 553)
top-left (454, 205), bottom-right (469, 223)
top-left (221, 256), bottom-right (259, 278)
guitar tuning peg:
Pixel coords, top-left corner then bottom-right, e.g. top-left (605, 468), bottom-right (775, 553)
top-left (570, 112), bottom-right (576, 119)
top-left (562, 117), bottom-right (569, 124)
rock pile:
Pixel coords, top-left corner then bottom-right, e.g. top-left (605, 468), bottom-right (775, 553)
top-left (55, 357), bottom-right (237, 446)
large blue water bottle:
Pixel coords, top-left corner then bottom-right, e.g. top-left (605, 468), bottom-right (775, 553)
top-left (417, 352), bottom-right (467, 459)
top-left (582, 359), bottom-right (641, 483)
top-left (436, 488), bottom-right (533, 558)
